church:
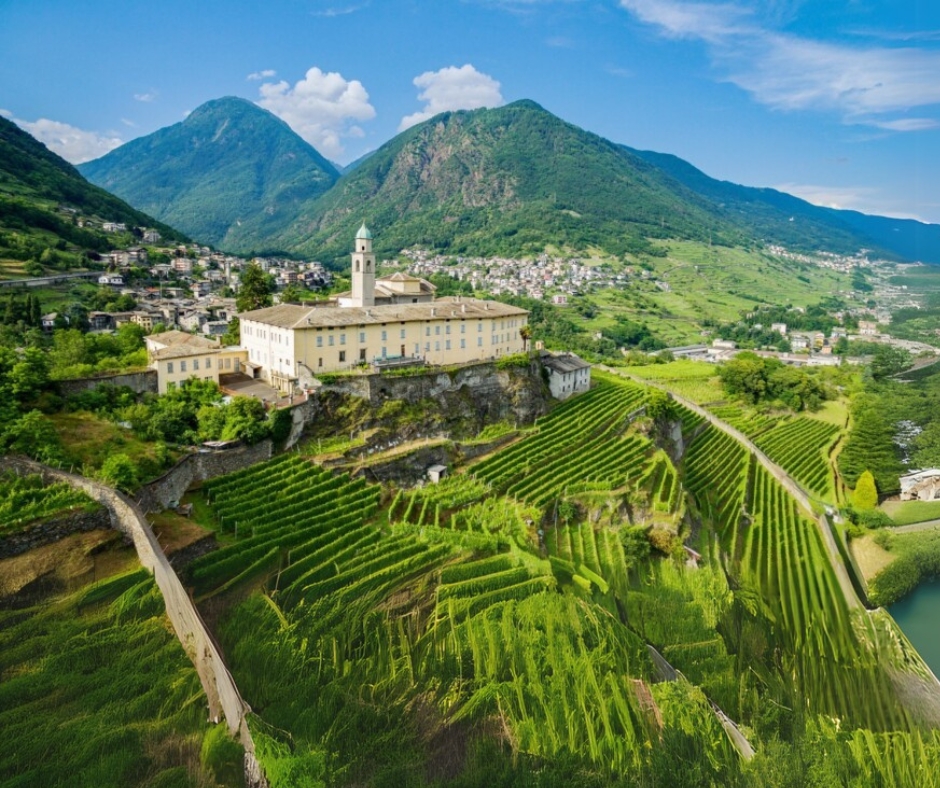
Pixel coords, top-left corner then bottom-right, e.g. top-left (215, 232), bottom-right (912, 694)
top-left (239, 224), bottom-right (530, 392)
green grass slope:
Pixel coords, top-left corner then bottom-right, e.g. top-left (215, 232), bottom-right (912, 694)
top-left (0, 117), bottom-right (185, 275)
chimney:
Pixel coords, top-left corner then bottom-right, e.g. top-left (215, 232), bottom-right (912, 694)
top-left (431, 307), bottom-right (437, 317)
top-left (461, 304), bottom-right (466, 313)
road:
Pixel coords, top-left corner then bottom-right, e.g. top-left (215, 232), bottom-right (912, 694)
top-left (602, 366), bottom-right (862, 610)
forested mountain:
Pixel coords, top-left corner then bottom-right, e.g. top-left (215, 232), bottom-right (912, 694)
top-left (79, 97), bottom-right (340, 253)
top-left (0, 116), bottom-right (184, 272)
top-left (276, 100), bottom-right (746, 265)
top-left (628, 146), bottom-right (940, 264)
top-left (77, 96), bottom-right (939, 266)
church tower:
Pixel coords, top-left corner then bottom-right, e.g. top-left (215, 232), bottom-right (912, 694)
top-left (350, 222), bottom-right (375, 307)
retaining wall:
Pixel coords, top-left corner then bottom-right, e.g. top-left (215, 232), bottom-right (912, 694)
top-left (56, 370), bottom-right (158, 398)
top-left (138, 441), bottom-right (273, 512)
top-left (0, 456), bottom-right (266, 787)
top-left (0, 506), bottom-right (111, 559)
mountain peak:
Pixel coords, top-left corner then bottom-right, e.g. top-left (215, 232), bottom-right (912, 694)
top-left (80, 96), bottom-right (339, 252)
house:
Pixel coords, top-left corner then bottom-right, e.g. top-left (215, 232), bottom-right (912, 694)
top-left (899, 469), bottom-right (940, 501)
top-left (102, 222), bottom-right (126, 233)
top-left (771, 323), bottom-right (787, 335)
top-left (98, 274), bottom-right (124, 286)
top-left (142, 229), bottom-right (161, 244)
top-left (239, 225), bottom-right (529, 392)
top-left (711, 339), bottom-right (737, 350)
top-left (88, 311), bottom-right (113, 331)
top-left (41, 312), bottom-right (66, 331)
top-left (790, 335), bottom-right (810, 351)
top-left (146, 330), bottom-right (247, 394)
top-left (540, 351), bottom-right (591, 400)
top-left (551, 294), bottom-right (568, 306)
top-left (859, 320), bottom-right (880, 336)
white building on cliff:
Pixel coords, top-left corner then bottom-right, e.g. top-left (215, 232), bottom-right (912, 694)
top-left (239, 224), bottom-right (530, 391)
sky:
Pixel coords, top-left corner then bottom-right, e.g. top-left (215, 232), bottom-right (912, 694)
top-left (2, 0), bottom-right (940, 223)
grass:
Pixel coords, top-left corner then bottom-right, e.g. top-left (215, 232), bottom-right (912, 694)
top-left (0, 565), bottom-right (237, 787)
top-left (50, 411), bottom-right (180, 477)
top-left (882, 499), bottom-right (940, 526)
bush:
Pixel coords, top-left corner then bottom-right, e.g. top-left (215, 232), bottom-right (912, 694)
top-left (853, 470), bottom-right (879, 510)
top-left (97, 453), bottom-right (139, 492)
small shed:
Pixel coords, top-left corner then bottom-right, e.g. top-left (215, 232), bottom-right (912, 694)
top-left (428, 465), bottom-right (448, 484)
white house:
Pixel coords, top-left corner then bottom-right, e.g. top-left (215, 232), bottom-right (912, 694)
top-left (541, 351), bottom-right (591, 400)
top-left (146, 330), bottom-right (247, 394)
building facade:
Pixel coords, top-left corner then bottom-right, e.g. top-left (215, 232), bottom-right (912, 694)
top-left (239, 225), bottom-right (529, 391)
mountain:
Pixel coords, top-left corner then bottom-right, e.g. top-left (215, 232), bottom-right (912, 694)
top-left (79, 97), bottom-right (340, 253)
top-left (0, 116), bottom-right (185, 273)
top-left (627, 146), bottom-right (940, 264)
top-left (275, 100), bottom-right (747, 265)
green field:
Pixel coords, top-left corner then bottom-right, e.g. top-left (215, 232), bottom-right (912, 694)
top-left (882, 499), bottom-right (940, 526)
top-left (169, 371), bottom-right (940, 785)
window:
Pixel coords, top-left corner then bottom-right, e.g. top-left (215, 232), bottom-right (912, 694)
top-left (381, 347), bottom-right (387, 357)
top-left (318, 357), bottom-right (323, 367)
top-left (180, 360), bottom-right (187, 372)
top-left (478, 337), bottom-right (483, 347)
top-left (328, 335), bottom-right (334, 346)
top-left (167, 362), bottom-right (174, 374)
top-left (205, 358), bottom-right (211, 369)
top-left (340, 333), bottom-right (346, 345)
top-left (445, 324), bottom-right (451, 335)
top-left (435, 325), bottom-right (441, 335)
top-left (461, 323), bottom-right (466, 334)
top-left (359, 331), bottom-right (365, 343)
top-left (425, 326), bottom-right (431, 337)
top-left (400, 328), bottom-right (406, 339)
top-left (478, 322), bottom-right (483, 332)
top-left (381, 330), bottom-right (387, 341)
top-left (460, 338), bottom-right (466, 349)
top-left (425, 342), bottom-right (430, 353)
top-left (317, 336), bottom-right (323, 347)
top-left (193, 359), bottom-right (199, 371)
top-left (445, 340), bottom-right (451, 350)
top-left (339, 350), bottom-right (346, 363)
top-left (435, 340), bottom-right (440, 351)
top-left (360, 348), bottom-right (366, 361)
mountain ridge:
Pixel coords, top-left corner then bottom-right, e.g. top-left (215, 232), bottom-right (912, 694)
top-left (79, 96), bottom-right (339, 253)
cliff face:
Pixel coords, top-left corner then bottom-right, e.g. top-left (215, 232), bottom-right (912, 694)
top-left (293, 359), bottom-right (552, 449)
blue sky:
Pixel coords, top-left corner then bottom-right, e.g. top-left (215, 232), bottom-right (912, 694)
top-left (2, 0), bottom-right (940, 223)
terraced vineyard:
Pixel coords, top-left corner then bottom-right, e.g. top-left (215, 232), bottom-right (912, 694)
top-left (176, 371), bottom-right (940, 786)
top-left (753, 417), bottom-right (840, 499)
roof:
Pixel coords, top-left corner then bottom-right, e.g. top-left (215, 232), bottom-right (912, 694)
top-left (541, 351), bottom-right (591, 374)
top-left (240, 297), bottom-right (528, 330)
top-left (152, 344), bottom-right (221, 360)
top-left (147, 329), bottom-right (221, 351)
top-left (355, 222), bottom-right (373, 240)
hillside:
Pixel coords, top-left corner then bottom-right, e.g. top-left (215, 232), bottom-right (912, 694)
top-left (0, 116), bottom-right (185, 277)
top-left (629, 146), bottom-right (940, 263)
top-left (79, 96), bottom-right (340, 252)
top-left (277, 100), bottom-right (746, 265)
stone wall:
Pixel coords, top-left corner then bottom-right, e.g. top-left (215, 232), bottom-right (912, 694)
top-left (0, 506), bottom-right (111, 559)
top-left (137, 440), bottom-right (273, 512)
top-left (0, 456), bottom-right (267, 787)
top-left (57, 369), bottom-right (158, 398)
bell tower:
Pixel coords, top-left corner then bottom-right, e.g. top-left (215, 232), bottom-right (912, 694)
top-left (350, 222), bottom-right (375, 307)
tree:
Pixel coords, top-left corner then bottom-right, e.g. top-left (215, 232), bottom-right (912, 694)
top-left (869, 345), bottom-right (912, 379)
top-left (98, 453), bottom-right (139, 492)
top-left (279, 283), bottom-right (301, 304)
top-left (0, 410), bottom-right (65, 465)
top-left (222, 316), bottom-right (241, 347)
top-left (853, 470), bottom-right (878, 510)
top-left (519, 324), bottom-right (532, 352)
top-left (237, 262), bottom-right (273, 313)
top-left (10, 347), bottom-right (50, 404)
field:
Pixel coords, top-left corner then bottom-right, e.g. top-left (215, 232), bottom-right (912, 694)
top-left (146, 370), bottom-right (940, 785)
top-left (882, 499), bottom-right (940, 526)
top-left (0, 565), bottom-right (238, 787)
top-left (0, 470), bottom-right (99, 536)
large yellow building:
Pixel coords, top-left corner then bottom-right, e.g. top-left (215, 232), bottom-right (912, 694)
top-left (239, 225), bottom-right (529, 391)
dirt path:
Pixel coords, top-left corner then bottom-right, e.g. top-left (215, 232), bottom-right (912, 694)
top-left (603, 367), bottom-right (862, 610)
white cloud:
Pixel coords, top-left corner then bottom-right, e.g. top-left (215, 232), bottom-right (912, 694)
top-left (247, 69), bottom-right (277, 81)
top-left (399, 64), bottom-right (504, 131)
top-left (619, 0), bottom-right (940, 130)
top-left (310, 4), bottom-right (364, 17)
top-left (256, 67), bottom-right (375, 159)
top-left (0, 108), bottom-right (13, 118)
top-left (12, 116), bottom-right (122, 163)
top-left (134, 92), bottom-right (157, 102)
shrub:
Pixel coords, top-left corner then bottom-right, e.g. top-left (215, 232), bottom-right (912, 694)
top-left (853, 471), bottom-right (879, 510)
top-left (200, 723), bottom-right (245, 788)
top-left (98, 453), bottom-right (139, 492)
